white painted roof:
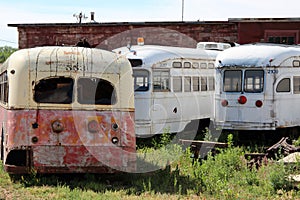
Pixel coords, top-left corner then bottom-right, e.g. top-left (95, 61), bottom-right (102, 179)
top-left (4, 46), bottom-right (129, 74)
top-left (2, 46), bottom-right (134, 109)
top-left (216, 43), bottom-right (300, 68)
top-left (114, 45), bottom-right (219, 66)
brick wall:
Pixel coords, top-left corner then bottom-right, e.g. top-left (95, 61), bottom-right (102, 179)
top-left (14, 22), bottom-right (238, 50)
top-left (237, 22), bottom-right (300, 44)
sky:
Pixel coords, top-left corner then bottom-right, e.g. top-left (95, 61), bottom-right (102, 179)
top-left (0, 0), bottom-right (299, 48)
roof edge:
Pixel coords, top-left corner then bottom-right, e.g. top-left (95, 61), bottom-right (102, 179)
top-left (229, 17), bottom-right (300, 22)
top-left (7, 20), bottom-right (234, 27)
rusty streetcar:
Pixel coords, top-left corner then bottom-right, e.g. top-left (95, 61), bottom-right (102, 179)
top-left (0, 46), bottom-right (136, 174)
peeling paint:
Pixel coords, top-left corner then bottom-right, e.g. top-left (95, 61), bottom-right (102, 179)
top-left (1, 46), bottom-right (136, 174)
top-left (3, 109), bottom-right (136, 174)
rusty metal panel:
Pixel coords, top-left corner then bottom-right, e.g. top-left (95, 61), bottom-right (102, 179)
top-left (4, 109), bottom-right (136, 174)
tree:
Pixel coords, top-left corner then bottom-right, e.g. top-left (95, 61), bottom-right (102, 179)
top-left (0, 46), bottom-right (17, 63)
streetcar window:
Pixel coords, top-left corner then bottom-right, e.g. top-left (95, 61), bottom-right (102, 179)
top-left (184, 62), bottom-right (191, 68)
top-left (34, 77), bottom-right (73, 104)
top-left (133, 70), bottom-right (149, 92)
top-left (0, 71), bottom-right (8, 104)
top-left (293, 60), bottom-right (300, 67)
top-left (200, 63), bottom-right (207, 69)
top-left (201, 77), bottom-right (208, 91)
top-left (77, 78), bottom-right (116, 105)
top-left (184, 77), bottom-right (191, 92)
top-left (208, 63), bottom-right (214, 69)
top-left (172, 62), bottom-right (182, 68)
top-left (276, 78), bottom-right (290, 93)
top-left (293, 76), bottom-right (300, 94)
top-left (192, 62), bottom-right (199, 68)
top-left (173, 76), bottom-right (182, 92)
top-left (208, 77), bottom-right (215, 91)
top-left (244, 70), bottom-right (264, 93)
top-left (223, 70), bottom-right (242, 92)
top-left (153, 70), bottom-right (170, 92)
top-left (129, 59), bottom-right (143, 67)
top-left (192, 77), bottom-right (200, 91)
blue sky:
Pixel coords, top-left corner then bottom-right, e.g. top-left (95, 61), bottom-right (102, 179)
top-left (1, 0), bottom-right (299, 48)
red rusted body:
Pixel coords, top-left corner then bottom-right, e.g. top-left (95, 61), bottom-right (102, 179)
top-left (2, 108), bottom-right (136, 174)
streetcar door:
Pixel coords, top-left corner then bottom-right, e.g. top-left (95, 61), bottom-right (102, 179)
top-left (150, 69), bottom-right (182, 134)
top-left (133, 69), bottom-right (152, 136)
top-left (274, 75), bottom-right (300, 128)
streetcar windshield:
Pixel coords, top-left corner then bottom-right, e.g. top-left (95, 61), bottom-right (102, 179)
top-left (223, 70), bottom-right (242, 92)
top-left (223, 69), bottom-right (264, 93)
top-left (133, 69), bottom-right (149, 92)
top-left (244, 70), bottom-right (264, 93)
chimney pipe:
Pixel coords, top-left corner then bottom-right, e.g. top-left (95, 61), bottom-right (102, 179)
top-left (91, 12), bottom-right (95, 22)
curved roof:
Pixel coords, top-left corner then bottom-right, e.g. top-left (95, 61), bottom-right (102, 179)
top-left (3, 46), bottom-right (130, 74)
top-left (1, 46), bottom-right (134, 109)
top-left (216, 43), bottom-right (300, 68)
top-left (114, 45), bottom-right (219, 66)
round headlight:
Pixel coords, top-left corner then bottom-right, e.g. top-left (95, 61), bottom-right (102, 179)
top-left (52, 120), bottom-right (64, 133)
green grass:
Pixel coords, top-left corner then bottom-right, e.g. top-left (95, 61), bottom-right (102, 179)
top-left (1, 139), bottom-right (300, 199)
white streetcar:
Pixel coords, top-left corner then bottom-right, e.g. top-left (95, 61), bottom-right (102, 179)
top-left (215, 43), bottom-right (300, 131)
top-left (115, 42), bottom-right (228, 137)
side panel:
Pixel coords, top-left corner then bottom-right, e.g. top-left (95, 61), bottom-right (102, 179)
top-left (274, 70), bottom-right (300, 128)
top-left (151, 92), bottom-right (182, 134)
top-left (150, 91), bottom-right (214, 134)
top-left (134, 92), bottom-right (152, 136)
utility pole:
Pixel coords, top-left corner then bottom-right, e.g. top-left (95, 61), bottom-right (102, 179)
top-left (182, 0), bottom-right (184, 22)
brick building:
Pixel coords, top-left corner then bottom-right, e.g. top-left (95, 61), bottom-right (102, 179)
top-left (8, 18), bottom-right (300, 50)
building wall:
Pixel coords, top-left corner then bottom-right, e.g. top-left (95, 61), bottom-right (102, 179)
top-left (10, 19), bottom-right (300, 50)
top-left (14, 22), bottom-right (238, 50)
top-left (231, 20), bottom-right (300, 44)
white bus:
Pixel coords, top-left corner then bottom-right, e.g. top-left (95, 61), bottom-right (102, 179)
top-left (215, 43), bottom-right (300, 131)
top-left (115, 44), bottom-right (224, 137)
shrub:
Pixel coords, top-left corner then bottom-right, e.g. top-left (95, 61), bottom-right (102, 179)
top-left (0, 46), bottom-right (17, 63)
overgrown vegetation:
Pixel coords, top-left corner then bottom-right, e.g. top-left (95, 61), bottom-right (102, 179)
top-left (0, 46), bottom-right (17, 63)
top-left (1, 134), bottom-right (300, 199)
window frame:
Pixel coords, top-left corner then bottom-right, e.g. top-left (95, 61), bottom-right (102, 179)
top-left (276, 78), bottom-right (290, 93)
top-left (244, 70), bottom-right (264, 93)
top-left (208, 76), bottom-right (215, 91)
top-left (201, 77), bottom-right (208, 92)
top-left (133, 69), bottom-right (150, 92)
top-left (223, 70), bottom-right (242, 92)
top-left (152, 70), bottom-right (170, 92)
top-left (34, 77), bottom-right (74, 104)
top-left (265, 30), bottom-right (298, 45)
top-left (173, 76), bottom-right (182, 93)
top-left (77, 77), bottom-right (117, 105)
top-left (293, 76), bottom-right (300, 94)
top-left (192, 77), bottom-right (200, 92)
top-left (0, 71), bottom-right (8, 104)
top-left (184, 76), bottom-right (191, 92)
